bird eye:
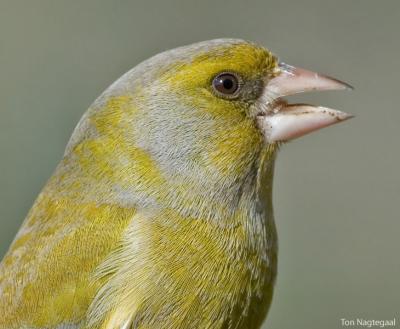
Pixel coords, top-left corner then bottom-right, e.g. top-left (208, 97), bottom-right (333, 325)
top-left (212, 73), bottom-right (240, 98)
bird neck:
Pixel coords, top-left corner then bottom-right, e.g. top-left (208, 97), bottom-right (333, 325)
top-left (47, 94), bottom-right (279, 228)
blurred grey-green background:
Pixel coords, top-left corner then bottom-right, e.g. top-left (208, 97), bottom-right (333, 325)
top-left (0, 1), bottom-right (399, 328)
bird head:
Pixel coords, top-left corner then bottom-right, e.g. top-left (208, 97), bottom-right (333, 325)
top-left (63, 39), bottom-right (352, 219)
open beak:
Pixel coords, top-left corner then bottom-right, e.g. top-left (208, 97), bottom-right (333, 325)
top-left (258, 62), bottom-right (353, 142)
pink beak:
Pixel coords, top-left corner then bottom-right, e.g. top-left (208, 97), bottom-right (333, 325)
top-left (259, 63), bottom-right (353, 142)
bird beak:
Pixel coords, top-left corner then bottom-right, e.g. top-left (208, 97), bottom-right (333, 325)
top-left (258, 62), bottom-right (353, 142)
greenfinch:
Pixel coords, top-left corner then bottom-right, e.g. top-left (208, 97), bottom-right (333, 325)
top-left (0, 39), bottom-right (352, 329)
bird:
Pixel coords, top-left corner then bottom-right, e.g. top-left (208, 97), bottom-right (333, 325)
top-left (0, 39), bottom-right (352, 329)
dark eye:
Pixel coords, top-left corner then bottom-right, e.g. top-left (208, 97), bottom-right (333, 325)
top-left (212, 72), bottom-right (240, 98)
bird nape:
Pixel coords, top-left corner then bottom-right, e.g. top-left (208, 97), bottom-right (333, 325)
top-left (0, 39), bottom-right (352, 329)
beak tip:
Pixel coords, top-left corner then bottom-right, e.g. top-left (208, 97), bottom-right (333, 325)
top-left (338, 112), bottom-right (355, 121)
top-left (327, 77), bottom-right (354, 92)
top-left (343, 82), bottom-right (354, 91)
